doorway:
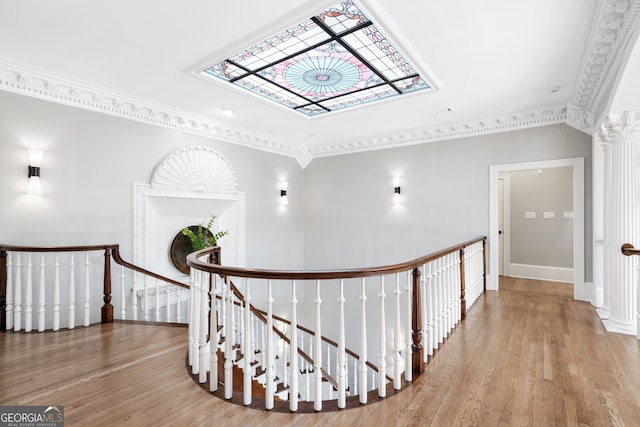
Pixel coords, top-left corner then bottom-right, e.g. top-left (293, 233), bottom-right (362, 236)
top-left (488, 158), bottom-right (585, 301)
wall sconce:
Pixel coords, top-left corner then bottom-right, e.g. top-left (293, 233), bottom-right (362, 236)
top-left (279, 181), bottom-right (288, 205)
top-left (26, 149), bottom-right (44, 195)
top-left (393, 177), bottom-right (401, 204)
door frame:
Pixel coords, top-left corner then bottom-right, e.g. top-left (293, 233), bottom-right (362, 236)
top-left (488, 158), bottom-right (585, 300)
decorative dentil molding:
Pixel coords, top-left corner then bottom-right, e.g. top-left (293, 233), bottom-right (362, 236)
top-left (596, 109), bottom-right (640, 143)
top-left (572, 0), bottom-right (640, 112)
top-left (151, 146), bottom-right (238, 193)
top-left (307, 105), bottom-right (568, 157)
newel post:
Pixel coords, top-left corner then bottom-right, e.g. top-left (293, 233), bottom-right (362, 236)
top-left (411, 267), bottom-right (424, 375)
top-left (482, 238), bottom-right (487, 292)
top-left (101, 248), bottom-right (113, 323)
top-left (459, 248), bottom-right (466, 321)
top-left (0, 250), bottom-right (7, 331)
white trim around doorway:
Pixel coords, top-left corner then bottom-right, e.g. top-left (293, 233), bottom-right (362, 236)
top-left (488, 158), bottom-right (586, 301)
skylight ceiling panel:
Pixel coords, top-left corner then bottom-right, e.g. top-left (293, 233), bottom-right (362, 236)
top-left (316, 2), bottom-right (369, 34)
top-left (236, 74), bottom-right (309, 108)
top-left (196, 0), bottom-right (436, 117)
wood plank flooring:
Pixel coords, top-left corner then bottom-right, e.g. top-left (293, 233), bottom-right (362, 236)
top-left (1, 277), bottom-right (639, 426)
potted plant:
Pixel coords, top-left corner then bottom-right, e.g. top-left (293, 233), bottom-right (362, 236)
top-left (181, 215), bottom-right (229, 250)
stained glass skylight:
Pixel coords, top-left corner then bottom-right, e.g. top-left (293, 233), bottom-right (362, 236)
top-left (199, 0), bottom-right (434, 117)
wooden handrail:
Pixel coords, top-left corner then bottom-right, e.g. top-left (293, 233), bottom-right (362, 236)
top-left (187, 236), bottom-right (487, 280)
top-left (1, 243), bottom-right (190, 330)
top-left (621, 243), bottom-right (640, 256)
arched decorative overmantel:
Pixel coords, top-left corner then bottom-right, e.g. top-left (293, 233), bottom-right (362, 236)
top-left (150, 146), bottom-right (238, 193)
top-left (133, 146), bottom-right (246, 287)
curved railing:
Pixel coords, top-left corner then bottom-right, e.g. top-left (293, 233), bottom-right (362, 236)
top-left (187, 236), bottom-right (487, 412)
top-left (621, 243), bottom-right (640, 340)
top-left (1, 244), bottom-right (190, 331)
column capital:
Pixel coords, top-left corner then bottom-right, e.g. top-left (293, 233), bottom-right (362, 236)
top-left (597, 110), bottom-right (640, 144)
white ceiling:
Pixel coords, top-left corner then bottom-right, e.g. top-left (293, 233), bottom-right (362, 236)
top-left (0, 0), bottom-right (637, 166)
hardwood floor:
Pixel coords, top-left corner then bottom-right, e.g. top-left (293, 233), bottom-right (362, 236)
top-left (1, 277), bottom-right (639, 426)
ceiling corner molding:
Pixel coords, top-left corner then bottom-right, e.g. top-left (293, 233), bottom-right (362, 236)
top-left (0, 58), bottom-right (300, 157)
top-left (566, 102), bottom-right (595, 134)
top-left (572, 0), bottom-right (640, 112)
top-left (307, 104), bottom-right (568, 157)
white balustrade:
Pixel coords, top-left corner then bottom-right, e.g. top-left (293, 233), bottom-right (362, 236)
top-left (69, 254), bottom-right (75, 329)
top-left (5, 253), bottom-right (13, 330)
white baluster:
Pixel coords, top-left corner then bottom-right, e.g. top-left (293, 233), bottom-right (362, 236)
top-left (191, 273), bottom-right (201, 375)
top-left (13, 254), bottom-right (22, 332)
top-left (313, 279), bottom-right (323, 410)
top-left (210, 273), bottom-right (218, 392)
top-left (359, 277), bottom-right (368, 404)
top-left (378, 275), bottom-right (386, 397)
top-left (154, 279), bottom-right (160, 322)
top-left (199, 271), bottom-right (208, 384)
top-left (5, 253), bottom-right (13, 330)
top-left (120, 265), bottom-right (126, 320)
top-left (53, 255), bottom-right (60, 331)
top-left (83, 253), bottom-right (90, 327)
top-left (68, 254), bottom-right (75, 329)
top-left (243, 278), bottom-right (253, 405)
top-left (132, 272), bottom-right (138, 321)
top-left (188, 269), bottom-right (195, 368)
top-left (393, 273), bottom-right (401, 390)
top-left (289, 280), bottom-right (299, 412)
top-left (266, 279), bottom-right (275, 409)
top-left (438, 258), bottom-right (446, 345)
top-left (224, 277), bottom-right (234, 400)
top-left (143, 279), bottom-right (149, 321)
top-left (176, 288), bottom-right (182, 324)
top-left (405, 271), bottom-right (413, 381)
top-left (166, 284), bottom-right (171, 322)
top-left (353, 357), bottom-right (358, 396)
top-left (326, 341), bottom-right (331, 378)
top-left (25, 254), bottom-right (33, 332)
top-left (337, 279), bottom-right (346, 409)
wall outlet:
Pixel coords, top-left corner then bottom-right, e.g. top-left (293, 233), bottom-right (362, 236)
top-left (543, 211), bottom-right (555, 219)
top-left (524, 211), bottom-right (536, 219)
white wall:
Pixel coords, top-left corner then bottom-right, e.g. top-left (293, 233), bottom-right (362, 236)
top-left (0, 90), bottom-right (304, 271)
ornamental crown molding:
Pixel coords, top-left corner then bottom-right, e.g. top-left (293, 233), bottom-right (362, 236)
top-left (0, 58), bottom-right (299, 157)
top-left (572, 0), bottom-right (640, 112)
top-left (307, 104), bottom-right (568, 157)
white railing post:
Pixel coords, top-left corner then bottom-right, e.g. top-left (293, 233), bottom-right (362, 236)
top-left (224, 277), bottom-right (234, 400)
top-left (243, 278), bottom-right (253, 405)
top-left (68, 254), bottom-right (75, 329)
top-left (131, 271), bottom-right (138, 321)
top-left (25, 254), bottom-right (33, 332)
top-left (53, 255), bottom-right (60, 331)
top-left (119, 265), bottom-right (126, 319)
top-left (210, 274), bottom-right (218, 392)
top-left (13, 254), bottom-right (22, 332)
top-left (393, 273), bottom-right (402, 390)
top-left (5, 253), bottom-right (13, 330)
top-left (154, 279), bottom-right (160, 322)
top-left (425, 262), bottom-right (434, 356)
top-left (266, 279), bottom-right (275, 410)
top-left (314, 279), bottom-right (323, 411)
top-left (378, 275), bottom-right (387, 398)
top-left (191, 273), bottom-right (201, 376)
top-left (337, 279), bottom-right (346, 409)
top-left (289, 280), bottom-right (299, 412)
top-left (83, 253), bottom-right (90, 327)
top-left (359, 277), bottom-right (368, 403)
top-left (199, 271), bottom-right (208, 384)
top-left (36, 254), bottom-right (45, 332)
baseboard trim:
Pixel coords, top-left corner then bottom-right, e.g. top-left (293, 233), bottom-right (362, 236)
top-left (508, 263), bottom-right (574, 283)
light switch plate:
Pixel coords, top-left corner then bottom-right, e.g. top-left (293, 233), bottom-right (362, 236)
top-left (543, 211), bottom-right (555, 219)
top-left (525, 211), bottom-right (536, 219)
top-left (563, 211), bottom-right (574, 219)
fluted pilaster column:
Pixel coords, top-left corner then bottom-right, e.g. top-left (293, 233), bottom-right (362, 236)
top-left (597, 110), bottom-right (640, 335)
